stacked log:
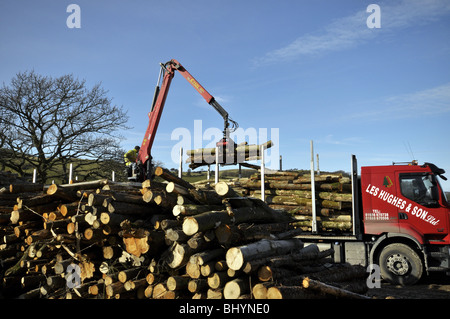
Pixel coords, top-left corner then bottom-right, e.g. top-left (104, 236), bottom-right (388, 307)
top-left (0, 176), bottom-right (173, 299)
top-left (0, 168), bottom-right (368, 299)
top-left (240, 171), bottom-right (354, 233)
top-left (186, 140), bottom-right (273, 169)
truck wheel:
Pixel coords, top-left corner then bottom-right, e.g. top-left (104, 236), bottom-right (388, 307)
top-left (379, 243), bottom-right (423, 286)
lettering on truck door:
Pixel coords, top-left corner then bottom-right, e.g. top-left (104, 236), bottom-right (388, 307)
top-left (363, 172), bottom-right (400, 235)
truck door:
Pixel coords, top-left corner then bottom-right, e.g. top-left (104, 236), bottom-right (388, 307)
top-left (397, 172), bottom-right (449, 241)
top-left (362, 168), bottom-right (400, 235)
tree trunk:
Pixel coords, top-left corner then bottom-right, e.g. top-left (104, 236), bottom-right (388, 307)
top-left (16, 193), bottom-right (55, 210)
top-left (182, 210), bottom-right (229, 236)
top-left (182, 205), bottom-right (293, 236)
top-left (225, 238), bottom-right (304, 271)
top-left (46, 184), bottom-right (80, 202)
top-left (9, 183), bottom-right (45, 194)
top-left (107, 201), bottom-right (158, 216)
top-left (302, 277), bottom-right (371, 299)
top-left (172, 204), bottom-right (224, 217)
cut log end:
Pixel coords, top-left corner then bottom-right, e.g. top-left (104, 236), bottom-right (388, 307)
top-left (182, 217), bottom-right (199, 236)
top-left (225, 247), bottom-right (244, 271)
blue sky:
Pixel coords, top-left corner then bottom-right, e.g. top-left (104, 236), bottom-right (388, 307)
top-left (1, 0), bottom-right (449, 191)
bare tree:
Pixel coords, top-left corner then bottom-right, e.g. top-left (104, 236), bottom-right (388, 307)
top-left (0, 71), bottom-right (130, 183)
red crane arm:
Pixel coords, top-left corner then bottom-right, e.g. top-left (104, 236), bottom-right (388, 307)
top-left (137, 61), bottom-right (175, 165)
top-left (170, 59), bottom-right (215, 104)
top-left (137, 59), bottom-right (238, 176)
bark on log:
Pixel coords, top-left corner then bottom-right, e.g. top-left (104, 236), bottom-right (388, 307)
top-left (167, 243), bottom-right (194, 269)
top-left (167, 275), bottom-right (190, 291)
top-left (165, 228), bottom-right (190, 243)
top-left (189, 248), bottom-right (226, 266)
top-left (155, 166), bottom-right (195, 190)
top-left (118, 267), bottom-right (146, 283)
top-left (172, 204), bottom-right (224, 217)
top-left (226, 238), bottom-right (304, 271)
top-left (141, 179), bottom-right (167, 191)
top-left (106, 281), bottom-right (126, 298)
top-left (200, 261), bottom-right (216, 277)
top-left (182, 205), bottom-right (293, 236)
top-left (307, 264), bottom-right (367, 283)
top-left (182, 210), bottom-right (229, 236)
top-left (46, 184), bottom-right (80, 202)
top-left (302, 277), bottom-right (371, 299)
top-left (107, 201), bottom-right (159, 215)
top-left (16, 194), bottom-right (55, 211)
top-left (215, 181), bottom-right (241, 198)
top-left (188, 278), bottom-right (208, 293)
top-left (60, 203), bottom-right (81, 217)
top-left (152, 191), bottom-right (178, 210)
top-left (9, 183), bottom-right (45, 194)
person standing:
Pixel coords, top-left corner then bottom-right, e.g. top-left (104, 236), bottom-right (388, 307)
top-left (124, 146), bottom-right (140, 177)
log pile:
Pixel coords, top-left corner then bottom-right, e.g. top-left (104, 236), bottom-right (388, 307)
top-left (240, 171), bottom-right (354, 233)
top-left (0, 168), bottom-right (368, 299)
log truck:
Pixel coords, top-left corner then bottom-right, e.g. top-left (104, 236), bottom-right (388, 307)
top-left (135, 59), bottom-right (450, 286)
top-left (299, 155), bottom-right (450, 285)
top-left (133, 59), bottom-right (239, 182)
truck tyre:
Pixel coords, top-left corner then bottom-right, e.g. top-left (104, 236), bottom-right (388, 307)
top-left (378, 243), bottom-right (423, 286)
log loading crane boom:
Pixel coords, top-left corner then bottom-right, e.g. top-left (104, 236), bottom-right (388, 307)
top-left (135, 59), bottom-right (239, 181)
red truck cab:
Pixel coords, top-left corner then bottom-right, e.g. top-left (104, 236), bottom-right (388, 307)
top-left (361, 162), bottom-right (450, 285)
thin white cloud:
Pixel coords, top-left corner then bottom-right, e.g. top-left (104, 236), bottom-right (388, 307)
top-left (349, 83), bottom-right (450, 120)
top-left (253, 0), bottom-right (450, 66)
top-left (320, 134), bottom-right (366, 146)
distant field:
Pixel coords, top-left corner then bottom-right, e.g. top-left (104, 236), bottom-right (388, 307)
top-left (1, 161), bottom-right (258, 185)
top-left (2, 159), bottom-right (120, 184)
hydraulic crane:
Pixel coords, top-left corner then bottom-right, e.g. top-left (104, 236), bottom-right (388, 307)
top-left (135, 59), bottom-right (239, 181)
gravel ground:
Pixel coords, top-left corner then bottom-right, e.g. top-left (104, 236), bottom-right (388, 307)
top-left (366, 273), bottom-right (450, 299)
